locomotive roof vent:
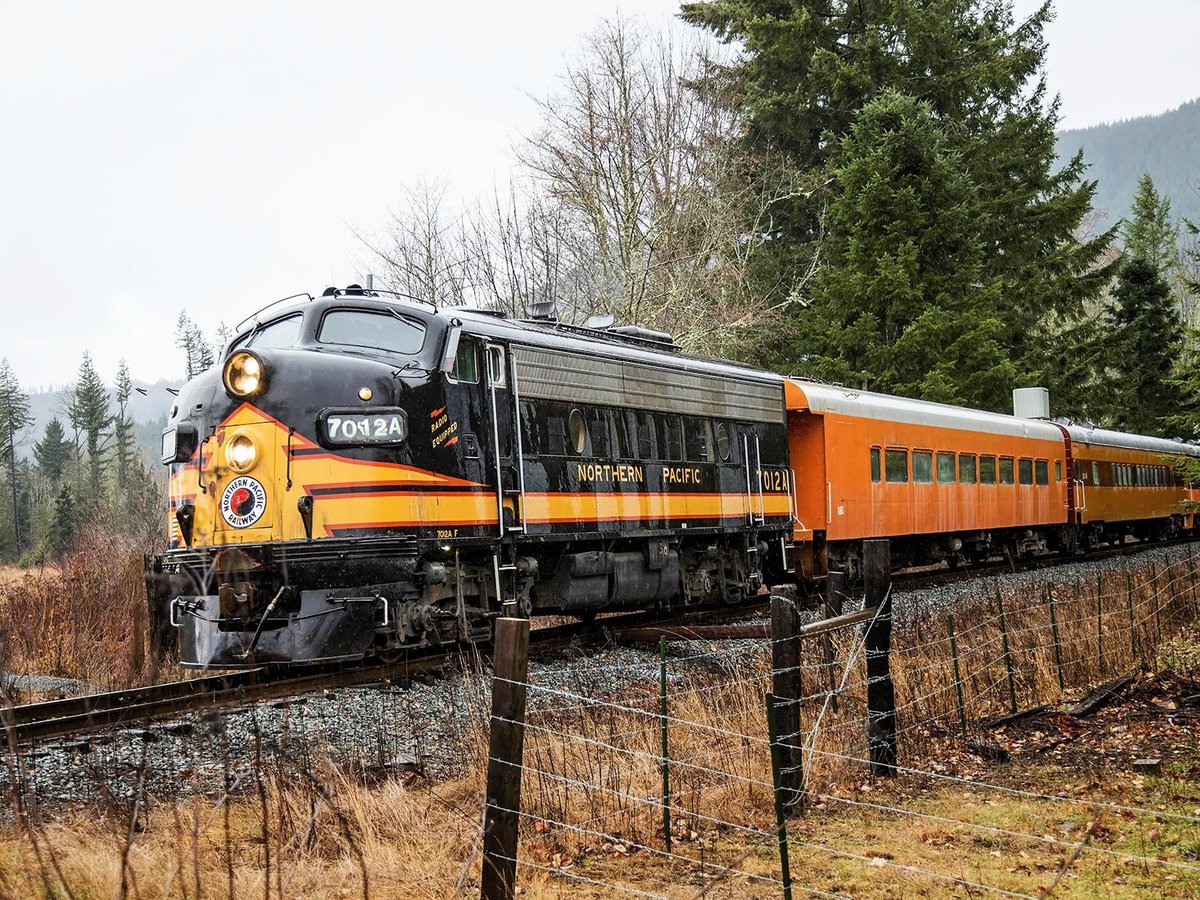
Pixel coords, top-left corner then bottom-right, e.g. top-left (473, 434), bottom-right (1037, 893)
top-left (608, 324), bottom-right (677, 347)
top-left (528, 300), bottom-right (558, 321)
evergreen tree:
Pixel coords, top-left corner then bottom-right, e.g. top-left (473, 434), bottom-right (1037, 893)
top-left (1121, 173), bottom-right (1179, 272)
top-left (70, 353), bottom-right (112, 497)
top-left (33, 417), bottom-right (72, 481)
top-left (799, 91), bottom-right (1016, 407)
top-left (176, 311), bottom-right (215, 378)
top-left (0, 359), bottom-right (33, 555)
top-left (49, 482), bottom-right (77, 556)
top-left (113, 359), bottom-right (136, 493)
top-left (1104, 256), bottom-right (1184, 436)
top-left (681, 0), bottom-right (1113, 403)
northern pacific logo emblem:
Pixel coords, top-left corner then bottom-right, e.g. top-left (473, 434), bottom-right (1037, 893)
top-left (220, 476), bottom-right (267, 528)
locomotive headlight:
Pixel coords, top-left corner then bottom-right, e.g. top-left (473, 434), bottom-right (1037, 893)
top-left (223, 350), bottom-right (268, 399)
top-left (226, 433), bottom-right (258, 472)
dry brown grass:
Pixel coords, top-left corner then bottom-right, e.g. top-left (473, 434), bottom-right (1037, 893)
top-left (0, 524), bottom-right (184, 690)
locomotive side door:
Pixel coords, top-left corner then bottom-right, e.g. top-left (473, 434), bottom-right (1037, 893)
top-left (483, 342), bottom-right (522, 535)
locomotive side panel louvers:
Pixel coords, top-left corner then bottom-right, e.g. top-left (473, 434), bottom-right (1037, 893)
top-left (512, 346), bottom-right (785, 426)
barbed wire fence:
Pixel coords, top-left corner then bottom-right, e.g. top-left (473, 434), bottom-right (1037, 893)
top-left (480, 544), bottom-right (1200, 899)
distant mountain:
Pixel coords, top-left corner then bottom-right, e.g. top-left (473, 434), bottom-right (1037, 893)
top-left (1058, 98), bottom-right (1200, 229)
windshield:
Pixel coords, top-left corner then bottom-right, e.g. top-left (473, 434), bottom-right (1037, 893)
top-left (317, 309), bottom-right (426, 355)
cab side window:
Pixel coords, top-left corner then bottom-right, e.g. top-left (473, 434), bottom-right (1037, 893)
top-left (453, 337), bottom-right (479, 383)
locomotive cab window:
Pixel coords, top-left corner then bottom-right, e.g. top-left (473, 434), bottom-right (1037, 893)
top-left (1018, 458), bottom-right (1033, 485)
top-left (936, 451), bottom-right (955, 483)
top-left (1035, 459), bottom-right (1049, 485)
top-left (959, 453), bottom-right (976, 485)
top-left (979, 455), bottom-right (996, 485)
top-left (870, 448), bottom-right (881, 484)
top-left (451, 337), bottom-right (479, 383)
top-left (317, 309), bottom-right (426, 356)
top-left (912, 450), bottom-right (933, 484)
top-left (999, 457), bottom-right (1014, 485)
top-left (884, 449), bottom-right (908, 483)
top-left (241, 314), bottom-right (303, 351)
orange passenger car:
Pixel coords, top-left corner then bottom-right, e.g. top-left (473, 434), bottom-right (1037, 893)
top-left (784, 380), bottom-right (1200, 579)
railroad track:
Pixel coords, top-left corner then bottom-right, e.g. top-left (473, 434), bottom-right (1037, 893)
top-left (0, 601), bottom-right (769, 747)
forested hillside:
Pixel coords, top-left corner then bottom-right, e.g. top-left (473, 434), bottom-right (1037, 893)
top-left (1059, 99), bottom-right (1200, 225)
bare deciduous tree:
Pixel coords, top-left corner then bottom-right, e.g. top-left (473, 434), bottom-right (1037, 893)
top-left (360, 15), bottom-right (781, 357)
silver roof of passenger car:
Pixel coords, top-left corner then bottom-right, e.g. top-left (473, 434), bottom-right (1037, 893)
top-left (787, 379), bottom-right (1200, 457)
top-left (1065, 424), bottom-right (1200, 458)
top-left (786, 379), bottom-right (1067, 442)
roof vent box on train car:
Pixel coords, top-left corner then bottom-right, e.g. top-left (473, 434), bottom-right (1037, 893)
top-left (1013, 387), bottom-right (1050, 419)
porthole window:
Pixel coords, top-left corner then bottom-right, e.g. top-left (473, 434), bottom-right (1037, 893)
top-left (714, 423), bottom-right (731, 462)
top-left (568, 408), bottom-right (587, 455)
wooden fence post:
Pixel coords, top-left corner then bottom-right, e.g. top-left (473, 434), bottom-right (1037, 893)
top-left (481, 618), bottom-right (531, 900)
top-left (947, 612), bottom-right (968, 742)
top-left (824, 572), bottom-right (846, 712)
top-left (764, 693), bottom-right (794, 900)
top-left (1047, 584), bottom-right (1065, 693)
top-left (1125, 570), bottom-right (1137, 663)
top-left (995, 588), bottom-right (1018, 714)
top-left (864, 540), bottom-right (896, 775)
top-left (1096, 573), bottom-right (1105, 674)
top-left (771, 595), bottom-right (804, 814)
top-left (659, 637), bottom-right (671, 854)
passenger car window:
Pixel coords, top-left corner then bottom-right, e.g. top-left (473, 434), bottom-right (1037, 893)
top-left (937, 452), bottom-right (956, 483)
top-left (1019, 458), bottom-right (1033, 485)
top-left (870, 448), bottom-right (881, 484)
top-left (1035, 459), bottom-right (1049, 485)
top-left (1055, 460), bottom-right (1062, 482)
top-left (979, 455), bottom-right (997, 485)
top-left (959, 454), bottom-right (977, 484)
top-left (1092, 462), bottom-right (1101, 485)
top-left (912, 451), bottom-right (933, 484)
top-left (318, 310), bottom-right (426, 355)
top-left (245, 315), bottom-right (303, 350)
top-left (452, 337), bottom-right (479, 383)
top-left (999, 457), bottom-right (1014, 484)
top-left (885, 449), bottom-right (908, 483)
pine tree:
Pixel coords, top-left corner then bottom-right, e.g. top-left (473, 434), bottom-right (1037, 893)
top-left (1122, 174), bottom-right (1179, 272)
top-left (1104, 256), bottom-right (1184, 436)
top-left (176, 311), bottom-right (215, 378)
top-left (70, 353), bottom-right (112, 497)
top-left (798, 91), bottom-right (1017, 408)
top-left (33, 417), bottom-right (72, 481)
top-left (0, 359), bottom-right (33, 555)
top-left (49, 482), bottom-right (77, 556)
top-left (113, 359), bottom-right (136, 493)
top-left (680, 0), bottom-right (1113, 402)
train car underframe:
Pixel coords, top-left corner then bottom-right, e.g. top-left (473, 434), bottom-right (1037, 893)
top-left (814, 514), bottom-right (1193, 583)
top-left (148, 530), bottom-right (783, 668)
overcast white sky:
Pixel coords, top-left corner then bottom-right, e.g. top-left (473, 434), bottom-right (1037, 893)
top-left (2, 0), bottom-right (1197, 393)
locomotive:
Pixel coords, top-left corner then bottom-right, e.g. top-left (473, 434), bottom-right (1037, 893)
top-left (147, 287), bottom-right (795, 667)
